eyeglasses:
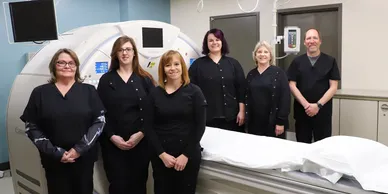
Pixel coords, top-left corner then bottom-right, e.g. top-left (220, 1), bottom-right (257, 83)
top-left (118, 47), bottom-right (133, 53)
top-left (56, 60), bottom-right (76, 68)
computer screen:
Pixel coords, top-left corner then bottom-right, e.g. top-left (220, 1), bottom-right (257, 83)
top-left (142, 27), bottom-right (163, 48)
top-left (9, 0), bottom-right (58, 42)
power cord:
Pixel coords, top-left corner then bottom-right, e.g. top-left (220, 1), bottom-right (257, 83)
top-left (33, 41), bottom-right (45, 44)
top-left (277, 0), bottom-right (292, 7)
top-left (197, 0), bottom-right (204, 13)
top-left (197, 0), bottom-right (260, 13)
top-left (237, 0), bottom-right (259, 13)
top-left (276, 53), bottom-right (290, 59)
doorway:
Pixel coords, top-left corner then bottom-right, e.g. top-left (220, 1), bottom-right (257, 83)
top-left (277, 4), bottom-right (342, 132)
top-left (210, 12), bottom-right (260, 76)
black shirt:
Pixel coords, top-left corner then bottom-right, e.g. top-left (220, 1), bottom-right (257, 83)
top-left (145, 83), bottom-right (207, 158)
top-left (287, 52), bottom-right (341, 119)
top-left (248, 67), bottom-right (274, 118)
top-left (246, 66), bottom-right (290, 135)
top-left (20, 82), bottom-right (106, 166)
top-left (189, 55), bottom-right (246, 121)
top-left (97, 71), bottom-right (155, 140)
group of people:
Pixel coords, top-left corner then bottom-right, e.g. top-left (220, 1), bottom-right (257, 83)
top-left (189, 27), bottom-right (340, 143)
top-left (20, 27), bottom-right (340, 194)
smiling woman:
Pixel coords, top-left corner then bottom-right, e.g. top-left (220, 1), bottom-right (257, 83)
top-left (96, 35), bottom-right (156, 194)
top-left (19, 48), bottom-right (106, 194)
top-left (145, 50), bottom-right (207, 194)
top-left (245, 41), bottom-right (291, 138)
top-left (188, 28), bottom-right (246, 133)
top-left (48, 49), bottom-right (83, 84)
top-left (158, 50), bottom-right (190, 89)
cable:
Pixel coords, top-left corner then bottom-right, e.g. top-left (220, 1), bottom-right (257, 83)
top-left (276, 53), bottom-right (289, 59)
top-left (277, 0), bottom-right (292, 7)
top-left (197, 0), bottom-right (204, 13)
top-left (55, 0), bottom-right (62, 6)
top-left (237, 0), bottom-right (260, 13)
top-left (3, 2), bottom-right (13, 44)
top-left (55, 0), bottom-right (70, 6)
top-left (33, 41), bottom-right (45, 44)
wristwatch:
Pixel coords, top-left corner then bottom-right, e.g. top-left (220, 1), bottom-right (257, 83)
top-left (317, 102), bottom-right (323, 109)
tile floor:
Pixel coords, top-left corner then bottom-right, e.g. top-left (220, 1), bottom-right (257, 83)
top-left (0, 170), bottom-right (14, 194)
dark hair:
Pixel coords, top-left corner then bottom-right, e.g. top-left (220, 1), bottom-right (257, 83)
top-left (109, 35), bottom-right (156, 84)
top-left (201, 28), bottom-right (230, 55)
top-left (48, 48), bottom-right (83, 83)
top-left (304, 28), bottom-right (322, 40)
top-left (158, 50), bottom-right (190, 88)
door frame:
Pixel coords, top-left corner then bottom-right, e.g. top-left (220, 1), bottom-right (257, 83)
top-left (209, 12), bottom-right (260, 43)
top-left (277, 4), bottom-right (343, 88)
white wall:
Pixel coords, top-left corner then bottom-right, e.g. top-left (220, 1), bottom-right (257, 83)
top-left (171, 0), bottom-right (388, 91)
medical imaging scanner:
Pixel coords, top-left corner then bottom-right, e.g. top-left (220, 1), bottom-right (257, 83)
top-left (6, 20), bottom-right (388, 194)
top-left (6, 20), bottom-right (200, 194)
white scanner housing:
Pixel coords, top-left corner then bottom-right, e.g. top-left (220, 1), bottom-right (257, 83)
top-left (6, 20), bottom-right (201, 194)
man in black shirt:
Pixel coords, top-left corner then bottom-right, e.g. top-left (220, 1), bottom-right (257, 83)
top-left (287, 28), bottom-right (341, 143)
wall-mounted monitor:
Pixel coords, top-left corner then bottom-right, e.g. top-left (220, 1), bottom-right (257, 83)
top-left (9, 0), bottom-right (58, 43)
top-left (142, 27), bottom-right (163, 48)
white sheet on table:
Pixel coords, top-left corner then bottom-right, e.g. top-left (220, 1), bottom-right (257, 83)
top-left (200, 127), bottom-right (310, 171)
top-left (200, 127), bottom-right (388, 194)
top-left (303, 135), bottom-right (388, 193)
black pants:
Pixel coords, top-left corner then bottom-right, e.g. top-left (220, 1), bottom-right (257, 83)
top-left (295, 116), bottom-right (332, 143)
top-left (207, 118), bottom-right (245, 133)
top-left (151, 142), bottom-right (201, 194)
top-left (101, 138), bottom-right (149, 194)
top-left (44, 159), bottom-right (94, 194)
top-left (247, 123), bottom-right (286, 139)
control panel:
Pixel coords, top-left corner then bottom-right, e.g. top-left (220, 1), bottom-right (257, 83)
top-left (283, 26), bottom-right (301, 54)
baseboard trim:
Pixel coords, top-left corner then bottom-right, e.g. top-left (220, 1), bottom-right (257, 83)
top-left (0, 162), bottom-right (10, 171)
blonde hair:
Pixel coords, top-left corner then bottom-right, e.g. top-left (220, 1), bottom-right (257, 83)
top-left (252, 41), bottom-right (274, 65)
top-left (158, 50), bottom-right (190, 88)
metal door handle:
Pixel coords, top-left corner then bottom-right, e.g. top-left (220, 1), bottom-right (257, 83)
top-left (381, 104), bottom-right (388, 115)
top-left (15, 127), bottom-right (26, 135)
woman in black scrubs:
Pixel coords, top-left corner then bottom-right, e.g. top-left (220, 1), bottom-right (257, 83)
top-left (145, 50), bottom-right (207, 194)
top-left (245, 41), bottom-right (290, 138)
top-left (97, 36), bottom-right (156, 194)
top-left (20, 48), bottom-right (106, 194)
top-left (188, 28), bottom-right (246, 132)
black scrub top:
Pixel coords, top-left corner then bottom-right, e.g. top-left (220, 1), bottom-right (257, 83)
top-left (145, 83), bottom-right (207, 158)
top-left (245, 66), bottom-right (290, 136)
top-left (97, 71), bottom-right (155, 140)
top-left (287, 52), bottom-right (341, 120)
top-left (188, 55), bottom-right (246, 121)
top-left (248, 67), bottom-right (273, 118)
top-left (20, 82), bottom-right (106, 167)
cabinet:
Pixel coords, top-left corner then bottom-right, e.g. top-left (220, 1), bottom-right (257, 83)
top-left (333, 89), bottom-right (388, 146)
top-left (338, 99), bottom-right (378, 141)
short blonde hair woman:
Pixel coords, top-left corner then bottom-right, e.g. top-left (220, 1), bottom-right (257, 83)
top-left (252, 41), bottom-right (274, 65)
top-left (244, 40), bottom-right (291, 138)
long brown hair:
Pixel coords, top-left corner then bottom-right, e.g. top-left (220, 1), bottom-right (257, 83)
top-left (109, 35), bottom-right (156, 84)
top-left (158, 50), bottom-right (190, 88)
top-left (48, 48), bottom-right (83, 83)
